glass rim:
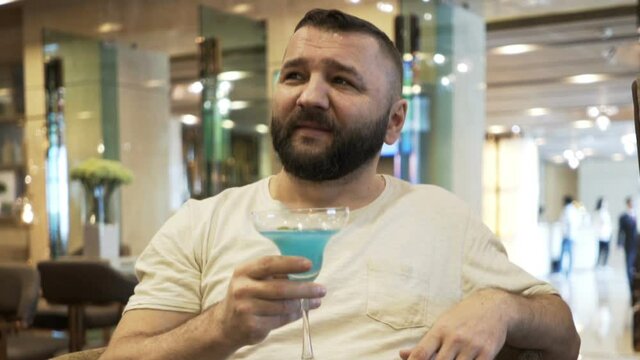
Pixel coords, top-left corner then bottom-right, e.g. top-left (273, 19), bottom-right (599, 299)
top-left (251, 207), bottom-right (350, 216)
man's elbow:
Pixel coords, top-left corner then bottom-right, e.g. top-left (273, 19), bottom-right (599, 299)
top-left (564, 330), bottom-right (581, 359)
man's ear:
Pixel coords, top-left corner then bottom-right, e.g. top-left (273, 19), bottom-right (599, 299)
top-left (384, 98), bottom-right (407, 145)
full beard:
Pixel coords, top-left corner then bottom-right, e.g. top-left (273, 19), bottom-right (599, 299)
top-left (270, 106), bottom-right (390, 182)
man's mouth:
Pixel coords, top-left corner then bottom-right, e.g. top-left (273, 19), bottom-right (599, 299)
top-left (294, 121), bottom-right (332, 132)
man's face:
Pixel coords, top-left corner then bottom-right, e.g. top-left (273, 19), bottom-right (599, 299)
top-left (271, 26), bottom-right (397, 181)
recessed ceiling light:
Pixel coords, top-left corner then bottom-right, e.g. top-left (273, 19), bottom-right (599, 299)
top-left (188, 81), bottom-right (203, 94)
top-left (587, 106), bottom-right (600, 118)
top-left (231, 3), bottom-right (252, 13)
top-left (255, 124), bottom-right (269, 134)
top-left (573, 120), bottom-right (594, 129)
top-left (612, 153), bottom-right (625, 161)
top-left (511, 125), bottom-right (521, 134)
top-left (217, 71), bottom-right (250, 82)
top-left (487, 125), bottom-right (507, 134)
top-left (621, 133), bottom-right (637, 145)
top-left (433, 53), bottom-right (446, 64)
top-left (180, 114), bottom-right (199, 125)
top-left (221, 119), bottom-right (235, 129)
top-left (621, 133), bottom-right (637, 155)
top-left (491, 44), bottom-right (539, 55)
top-left (97, 22), bottom-right (123, 34)
top-left (230, 100), bottom-right (250, 110)
top-left (526, 107), bottom-right (549, 116)
top-left (218, 98), bottom-right (231, 115)
top-left (376, 2), bottom-right (394, 13)
top-left (566, 74), bottom-right (607, 84)
top-left (456, 63), bottom-right (469, 73)
top-left (595, 115), bottom-right (610, 131)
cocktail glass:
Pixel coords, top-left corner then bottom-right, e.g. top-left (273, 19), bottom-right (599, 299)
top-left (251, 207), bottom-right (349, 359)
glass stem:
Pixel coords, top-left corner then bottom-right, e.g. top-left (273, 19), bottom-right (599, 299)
top-left (301, 298), bottom-right (314, 359)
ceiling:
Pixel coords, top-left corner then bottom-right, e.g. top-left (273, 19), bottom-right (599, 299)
top-left (483, 0), bottom-right (639, 165)
top-left (1, 0), bottom-right (638, 165)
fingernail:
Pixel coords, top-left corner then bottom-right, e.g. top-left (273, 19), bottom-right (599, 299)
top-left (315, 285), bottom-right (327, 296)
top-left (309, 298), bottom-right (322, 308)
top-left (299, 258), bottom-right (312, 267)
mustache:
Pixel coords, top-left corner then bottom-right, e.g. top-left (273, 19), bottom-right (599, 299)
top-left (284, 107), bottom-right (336, 132)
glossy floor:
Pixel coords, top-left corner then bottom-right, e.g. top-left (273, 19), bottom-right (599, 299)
top-left (545, 245), bottom-right (639, 359)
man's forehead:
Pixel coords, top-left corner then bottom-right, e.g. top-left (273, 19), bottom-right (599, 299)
top-left (283, 26), bottom-right (378, 60)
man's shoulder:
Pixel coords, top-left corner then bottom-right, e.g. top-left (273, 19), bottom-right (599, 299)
top-left (384, 176), bottom-right (470, 212)
top-left (191, 179), bottom-right (267, 207)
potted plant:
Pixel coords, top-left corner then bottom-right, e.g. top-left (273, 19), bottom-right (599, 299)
top-left (70, 157), bottom-right (133, 224)
top-left (70, 158), bottom-right (133, 259)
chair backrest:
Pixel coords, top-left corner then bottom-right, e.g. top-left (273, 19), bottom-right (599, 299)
top-left (632, 79), bottom-right (640, 173)
top-left (38, 259), bottom-right (136, 305)
top-left (0, 263), bottom-right (40, 326)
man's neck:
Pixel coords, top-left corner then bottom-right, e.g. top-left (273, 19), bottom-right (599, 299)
top-left (269, 163), bottom-right (385, 210)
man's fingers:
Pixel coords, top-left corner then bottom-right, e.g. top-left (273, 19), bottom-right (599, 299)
top-left (250, 279), bottom-right (326, 300)
top-left (240, 256), bottom-right (312, 279)
top-left (249, 298), bottom-right (322, 316)
top-left (407, 335), bottom-right (441, 360)
top-left (399, 349), bottom-right (412, 360)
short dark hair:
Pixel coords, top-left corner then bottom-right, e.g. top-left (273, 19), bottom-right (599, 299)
top-left (563, 195), bottom-right (573, 206)
top-left (294, 8), bottom-right (403, 99)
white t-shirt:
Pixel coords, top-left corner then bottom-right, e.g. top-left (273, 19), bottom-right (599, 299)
top-left (125, 175), bottom-right (556, 359)
top-left (593, 209), bottom-right (612, 241)
top-left (561, 203), bottom-right (581, 240)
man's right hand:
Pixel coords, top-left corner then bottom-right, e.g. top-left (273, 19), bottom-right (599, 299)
top-left (210, 255), bottom-right (327, 349)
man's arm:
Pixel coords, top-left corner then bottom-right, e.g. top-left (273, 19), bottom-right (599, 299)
top-left (399, 289), bottom-right (580, 360)
top-left (100, 256), bottom-right (326, 360)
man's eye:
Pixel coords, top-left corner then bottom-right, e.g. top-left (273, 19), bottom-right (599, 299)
top-left (282, 72), bottom-right (303, 82)
top-left (333, 77), bottom-right (353, 87)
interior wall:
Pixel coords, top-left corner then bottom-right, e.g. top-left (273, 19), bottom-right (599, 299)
top-left (47, 32), bottom-right (104, 253)
top-left (450, 6), bottom-right (485, 215)
top-left (117, 45), bottom-right (172, 256)
top-left (543, 162), bottom-right (578, 222)
top-left (578, 159), bottom-right (640, 234)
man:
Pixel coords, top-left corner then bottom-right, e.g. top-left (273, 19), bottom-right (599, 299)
top-left (619, 196), bottom-right (638, 292)
top-left (102, 9), bottom-right (579, 360)
top-left (559, 195), bottom-right (580, 275)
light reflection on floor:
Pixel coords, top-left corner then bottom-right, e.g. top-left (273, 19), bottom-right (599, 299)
top-left (544, 246), bottom-right (640, 359)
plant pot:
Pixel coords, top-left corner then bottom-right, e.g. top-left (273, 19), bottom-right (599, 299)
top-left (83, 223), bottom-right (119, 261)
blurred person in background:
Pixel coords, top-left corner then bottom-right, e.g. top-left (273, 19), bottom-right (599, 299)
top-left (560, 195), bottom-right (580, 275)
top-left (618, 196), bottom-right (638, 292)
top-left (593, 197), bottom-right (612, 268)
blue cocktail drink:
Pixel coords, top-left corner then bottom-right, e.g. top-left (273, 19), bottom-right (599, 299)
top-left (259, 230), bottom-right (337, 281)
top-left (252, 207), bottom-right (349, 360)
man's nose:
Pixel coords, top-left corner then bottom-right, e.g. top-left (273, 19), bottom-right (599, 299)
top-left (296, 75), bottom-right (330, 110)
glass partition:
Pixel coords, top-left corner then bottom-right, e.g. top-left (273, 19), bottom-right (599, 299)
top-left (43, 30), bottom-right (118, 256)
top-left (196, 6), bottom-right (269, 197)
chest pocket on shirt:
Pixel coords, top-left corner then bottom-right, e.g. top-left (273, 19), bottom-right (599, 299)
top-left (366, 260), bottom-right (429, 330)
